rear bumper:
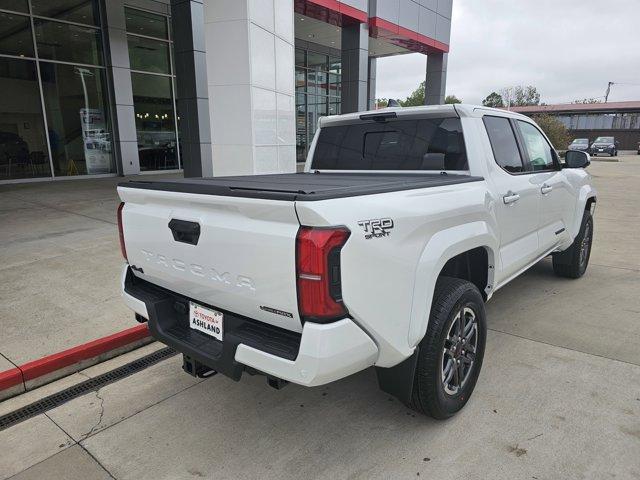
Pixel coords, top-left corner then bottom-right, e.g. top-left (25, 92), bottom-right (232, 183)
top-left (121, 265), bottom-right (378, 386)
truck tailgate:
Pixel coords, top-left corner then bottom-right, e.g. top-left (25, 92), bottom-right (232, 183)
top-left (118, 186), bottom-right (302, 332)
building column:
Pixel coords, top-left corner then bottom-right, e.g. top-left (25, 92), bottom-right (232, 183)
top-left (367, 56), bottom-right (377, 110)
top-left (425, 52), bottom-right (448, 105)
top-left (341, 22), bottom-right (369, 114)
top-left (101, 0), bottom-right (139, 175)
top-left (203, 0), bottom-right (296, 176)
top-left (171, 0), bottom-right (213, 177)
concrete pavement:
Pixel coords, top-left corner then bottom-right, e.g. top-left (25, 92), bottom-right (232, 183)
top-left (0, 175), bottom-right (179, 394)
top-left (1, 158), bottom-right (639, 479)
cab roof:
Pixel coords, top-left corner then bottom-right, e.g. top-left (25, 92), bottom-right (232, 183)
top-left (318, 104), bottom-right (530, 127)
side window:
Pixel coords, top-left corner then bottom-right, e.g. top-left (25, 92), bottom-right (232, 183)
top-left (483, 116), bottom-right (525, 173)
top-left (516, 121), bottom-right (556, 171)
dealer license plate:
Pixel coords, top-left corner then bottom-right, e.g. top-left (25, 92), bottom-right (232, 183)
top-left (189, 302), bottom-right (223, 341)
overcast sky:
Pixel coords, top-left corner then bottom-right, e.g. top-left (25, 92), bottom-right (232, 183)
top-left (376, 0), bottom-right (640, 105)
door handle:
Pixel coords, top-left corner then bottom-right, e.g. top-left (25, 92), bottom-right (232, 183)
top-left (168, 219), bottom-right (201, 245)
top-left (541, 184), bottom-right (553, 195)
top-left (503, 191), bottom-right (520, 205)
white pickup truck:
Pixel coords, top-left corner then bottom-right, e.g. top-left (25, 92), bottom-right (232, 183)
top-left (118, 105), bottom-right (596, 419)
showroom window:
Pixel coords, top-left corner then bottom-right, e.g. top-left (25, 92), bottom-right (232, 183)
top-left (295, 47), bottom-right (341, 163)
top-left (0, 57), bottom-right (49, 180)
top-left (0, 0), bottom-right (115, 181)
top-left (125, 7), bottom-right (179, 171)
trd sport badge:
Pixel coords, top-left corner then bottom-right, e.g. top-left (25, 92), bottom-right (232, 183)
top-left (358, 218), bottom-right (394, 239)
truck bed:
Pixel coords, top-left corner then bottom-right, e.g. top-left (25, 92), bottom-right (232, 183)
top-left (119, 172), bottom-right (483, 201)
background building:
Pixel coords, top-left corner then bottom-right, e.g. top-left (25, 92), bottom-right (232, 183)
top-left (0, 0), bottom-right (452, 183)
top-left (511, 101), bottom-right (640, 150)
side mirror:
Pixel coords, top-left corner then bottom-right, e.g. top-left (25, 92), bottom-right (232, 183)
top-left (565, 150), bottom-right (591, 168)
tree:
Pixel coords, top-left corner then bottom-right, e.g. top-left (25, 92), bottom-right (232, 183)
top-left (572, 98), bottom-right (603, 104)
top-left (500, 85), bottom-right (541, 107)
top-left (402, 80), bottom-right (426, 107)
top-left (531, 114), bottom-right (571, 149)
top-left (375, 98), bottom-right (389, 109)
top-left (444, 95), bottom-right (462, 104)
top-left (482, 92), bottom-right (504, 108)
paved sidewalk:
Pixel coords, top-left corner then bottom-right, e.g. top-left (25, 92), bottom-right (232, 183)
top-left (0, 175), bottom-right (179, 380)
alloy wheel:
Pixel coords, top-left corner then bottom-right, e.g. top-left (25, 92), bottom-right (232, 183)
top-left (579, 220), bottom-right (592, 267)
top-left (441, 306), bottom-right (478, 395)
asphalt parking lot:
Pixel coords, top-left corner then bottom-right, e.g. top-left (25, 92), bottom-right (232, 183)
top-left (1, 157), bottom-right (639, 479)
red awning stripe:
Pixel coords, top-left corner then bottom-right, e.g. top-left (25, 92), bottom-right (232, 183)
top-left (369, 16), bottom-right (449, 54)
top-left (306, 0), bottom-right (368, 22)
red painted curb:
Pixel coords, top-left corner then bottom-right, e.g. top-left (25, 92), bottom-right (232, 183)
top-left (0, 367), bottom-right (23, 391)
top-left (0, 324), bottom-right (150, 391)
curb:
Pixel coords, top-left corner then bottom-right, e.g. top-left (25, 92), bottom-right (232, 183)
top-left (0, 324), bottom-right (151, 401)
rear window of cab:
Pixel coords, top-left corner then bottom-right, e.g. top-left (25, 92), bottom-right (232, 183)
top-left (311, 117), bottom-right (468, 171)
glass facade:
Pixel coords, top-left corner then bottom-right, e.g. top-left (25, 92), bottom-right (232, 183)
top-left (0, 0), bottom-right (114, 181)
top-left (41, 63), bottom-right (112, 175)
top-left (556, 112), bottom-right (640, 131)
top-left (0, 57), bottom-right (49, 179)
top-left (132, 72), bottom-right (177, 171)
top-left (295, 47), bottom-right (341, 163)
top-left (0, 3), bottom-right (378, 182)
top-left (125, 6), bottom-right (179, 171)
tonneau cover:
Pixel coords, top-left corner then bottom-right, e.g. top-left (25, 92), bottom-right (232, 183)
top-left (119, 172), bottom-right (483, 201)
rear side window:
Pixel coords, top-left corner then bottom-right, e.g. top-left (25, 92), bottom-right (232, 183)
top-left (311, 117), bottom-right (468, 171)
top-left (483, 116), bottom-right (525, 173)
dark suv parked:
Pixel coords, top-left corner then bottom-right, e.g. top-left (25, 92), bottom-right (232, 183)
top-left (590, 136), bottom-right (618, 157)
top-left (568, 138), bottom-right (590, 152)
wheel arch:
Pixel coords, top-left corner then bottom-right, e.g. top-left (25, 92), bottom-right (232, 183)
top-left (407, 222), bottom-right (498, 348)
top-left (572, 185), bottom-right (597, 238)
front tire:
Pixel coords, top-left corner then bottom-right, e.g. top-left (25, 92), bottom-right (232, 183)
top-left (552, 210), bottom-right (593, 278)
top-left (407, 277), bottom-right (486, 419)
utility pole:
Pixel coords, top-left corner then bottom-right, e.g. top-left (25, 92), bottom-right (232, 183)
top-left (604, 82), bottom-right (614, 103)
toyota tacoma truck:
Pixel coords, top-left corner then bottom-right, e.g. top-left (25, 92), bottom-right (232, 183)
top-left (117, 105), bottom-right (596, 419)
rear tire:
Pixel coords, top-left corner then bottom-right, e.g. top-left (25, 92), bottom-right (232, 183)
top-left (407, 277), bottom-right (486, 419)
top-left (552, 210), bottom-right (593, 279)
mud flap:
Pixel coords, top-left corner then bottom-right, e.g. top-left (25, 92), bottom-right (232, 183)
top-left (375, 347), bottom-right (419, 404)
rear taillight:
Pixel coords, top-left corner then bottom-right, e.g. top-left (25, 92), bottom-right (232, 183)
top-left (117, 202), bottom-right (127, 261)
top-left (296, 226), bottom-right (350, 322)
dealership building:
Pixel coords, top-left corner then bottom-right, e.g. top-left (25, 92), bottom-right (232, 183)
top-left (511, 101), bottom-right (640, 150)
top-left (0, 0), bottom-right (452, 183)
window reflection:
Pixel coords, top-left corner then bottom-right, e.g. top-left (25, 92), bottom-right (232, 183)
top-left (34, 19), bottom-right (103, 65)
top-left (31, 0), bottom-right (99, 26)
top-left (40, 63), bottom-right (114, 176)
top-left (125, 8), bottom-right (168, 39)
top-left (295, 46), bottom-right (341, 163)
top-left (0, 0), bottom-right (28, 13)
top-left (0, 12), bottom-right (34, 57)
top-left (127, 35), bottom-right (170, 74)
top-left (0, 58), bottom-right (49, 180)
top-left (132, 73), bottom-right (177, 171)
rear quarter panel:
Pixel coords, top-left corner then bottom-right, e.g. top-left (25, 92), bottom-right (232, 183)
top-left (562, 168), bottom-right (597, 240)
top-left (295, 180), bottom-right (498, 367)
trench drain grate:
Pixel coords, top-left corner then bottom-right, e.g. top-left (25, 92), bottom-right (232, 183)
top-left (0, 346), bottom-right (178, 432)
